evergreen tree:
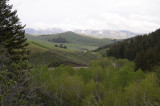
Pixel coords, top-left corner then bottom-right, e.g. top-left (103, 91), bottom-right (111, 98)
top-left (0, 1), bottom-right (32, 105)
top-left (0, 0), bottom-right (28, 62)
top-left (134, 50), bottom-right (147, 71)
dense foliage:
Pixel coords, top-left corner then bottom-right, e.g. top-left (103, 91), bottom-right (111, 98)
top-left (31, 58), bottom-right (160, 106)
top-left (104, 29), bottom-right (160, 71)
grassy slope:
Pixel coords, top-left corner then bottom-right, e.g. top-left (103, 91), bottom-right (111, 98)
top-left (27, 40), bottom-right (98, 67)
top-left (26, 34), bottom-right (98, 51)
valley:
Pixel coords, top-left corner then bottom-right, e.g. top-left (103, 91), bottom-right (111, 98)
top-left (1, 0), bottom-right (160, 105)
top-left (26, 31), bottom-right (116, 67)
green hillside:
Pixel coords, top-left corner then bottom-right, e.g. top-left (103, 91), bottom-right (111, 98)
top-left (26, 31), bottom-right (114, 46)
top-left (27, 40), bottom-right (98, 67)
top-left (26, 32), bottom-right (116, 51)
top-left (39, 31), bottom-right (114, 46)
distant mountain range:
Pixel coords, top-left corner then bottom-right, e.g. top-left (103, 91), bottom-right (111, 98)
top-left (25, 28), bottom-right (64, 35)
top-left (74, 30), bottom-right (137, 39)
top-left (25, 28), bottom-right (138, 39)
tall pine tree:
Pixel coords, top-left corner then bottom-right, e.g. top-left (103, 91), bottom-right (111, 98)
top-left (0, 0), bottom-right (28, 63)
top-left (0, 1), bottom-right (33, 105)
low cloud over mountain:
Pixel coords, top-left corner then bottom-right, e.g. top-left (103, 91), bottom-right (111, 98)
top-left (25, 28), bottom-right (137, 39)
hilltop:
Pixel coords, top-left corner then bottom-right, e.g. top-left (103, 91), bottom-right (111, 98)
top-left (38, 31), bottom-right (114, 46)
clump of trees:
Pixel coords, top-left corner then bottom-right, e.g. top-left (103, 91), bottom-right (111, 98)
top-left (55, 44), bottom-right (67, 49)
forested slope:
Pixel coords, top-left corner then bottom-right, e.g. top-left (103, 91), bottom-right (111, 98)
top-left (106, 29), bottom-right (160, 70)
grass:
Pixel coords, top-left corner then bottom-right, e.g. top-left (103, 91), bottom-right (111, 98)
top-left (27, 40), bottom-right (98, 67)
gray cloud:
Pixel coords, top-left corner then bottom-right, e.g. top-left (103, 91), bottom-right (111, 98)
top-left (10, 0), bottom-right (160, 33)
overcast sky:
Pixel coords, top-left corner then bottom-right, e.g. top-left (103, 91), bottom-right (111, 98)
top-left (10, 0), bottom-right (160, 33)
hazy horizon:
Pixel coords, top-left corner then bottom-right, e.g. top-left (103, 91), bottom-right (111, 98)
top-left (10, 0), bottom-right (160, 33)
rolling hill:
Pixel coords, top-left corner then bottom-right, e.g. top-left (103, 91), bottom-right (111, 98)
top-left (38, 31), bottom-right (115, 46)
top-left (26, 31), bottom-right (116, 51)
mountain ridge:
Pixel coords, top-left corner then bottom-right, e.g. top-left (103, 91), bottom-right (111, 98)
top-left (35, 31), bottom-right (115, 46)
top-left (25, 28), bottom-right (137, 39)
